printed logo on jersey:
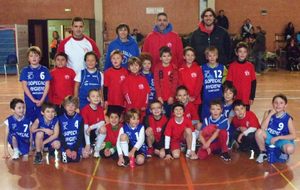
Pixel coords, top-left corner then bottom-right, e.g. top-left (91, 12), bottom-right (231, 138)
top-left (244, 70), bottom-right (250, 76)
top-left (186, 113), bottom-right (192, 119)
top-left (191, 72), bottom-right (197, 78)
top-left (12, 123), bottom-right (17, 130)
top-left (120, 75), bottom-right (125, 81)
top-left (65, 75), bottom-right (70, 80)
top-left (138, 84), bottom-right (145, 90)
top-left (83, 47), bottom-right (89, 53)
top-left (156, 127), bottom-right (162, 133)
top-left (167, 42), bottom-right (172, 48)
top-left (62, 122), bottom-right (68, 130)
top-left (246, 121), bottom-right (249, 127)
top-left (27, 72), bottom-right (34, 80)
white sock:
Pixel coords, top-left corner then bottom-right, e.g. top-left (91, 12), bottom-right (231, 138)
top-left (191, 132), bottom-right (197, 151)
top-left (194, 130), bottom-right (200, 140)
top-left (95, 133), bottom-right (106, 150)
top-left (84, 125), bottom-right (91, 145)
top-left (13, 148), bottom-right (19, 152)
top-left (120, 141), bottom-right (129, 156)
top-left (186, 149), bottom-right (191, 155)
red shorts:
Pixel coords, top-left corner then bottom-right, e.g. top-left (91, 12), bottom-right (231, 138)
top-left (170, 137), bottom-right (185, 151)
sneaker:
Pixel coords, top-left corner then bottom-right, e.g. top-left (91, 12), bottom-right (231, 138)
top-left (220, 152), bottom-right (231, 161)
top-left (122, 156), bottom-right (130, 167)
top-left (249, 149), bottom-right (255, 160)
top-left (93, 151), bottom-right (100, 158)
top-left (34, 152), bottom-right (43, 164)
top-left (256, 153), bottom-right (267, 164)
top-left (147, 147), bottom-right (154, 158)
top-left (12, 149), bottom-right (20, 160)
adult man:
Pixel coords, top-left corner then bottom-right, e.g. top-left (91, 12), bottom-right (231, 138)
top-left (216, 10), bottom-right (229, 30)
top-left (58, 17), bottom-right (100, 73)
top-left (143, 12), bottom-right (183, 69)
top-left (191, 8), bottom-right (231, 66)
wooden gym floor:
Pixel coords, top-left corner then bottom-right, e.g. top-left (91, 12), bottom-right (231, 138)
top-left (0, 70), bottom-right (299, 190)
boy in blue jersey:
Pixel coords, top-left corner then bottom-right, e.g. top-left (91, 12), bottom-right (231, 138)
top-left (31, 103), bottom-right (61, 164)
top-left (140, 52), bottom-right (156, 115)
top-left (74, 51), bottom-right (104, 109)
top-left (59, 96), bottom-right (88, 163)
top-left (20, 46), bottom-right (51, 122)
top-left (201, 47), bottom-right (227, 121)
top-left (198, 100), bottom-right (231, 161)
top-left (255, 94), bottom-right (296, 163)
top-left (3, 98), bottom-right (31, 160)
top-left (116, 109), bottom-right (147, 167)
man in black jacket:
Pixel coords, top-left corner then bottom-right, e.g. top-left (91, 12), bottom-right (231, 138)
top-left (216, 10), bottom-right (229, 30)
top-left (191, 8), bottom-right (232, 66)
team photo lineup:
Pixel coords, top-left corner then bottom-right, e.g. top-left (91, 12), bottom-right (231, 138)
top-left (3, 8), bottom-right (296, 170)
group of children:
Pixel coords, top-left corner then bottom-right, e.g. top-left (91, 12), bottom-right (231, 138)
top-left (2, 41), bottom-right (296, 166)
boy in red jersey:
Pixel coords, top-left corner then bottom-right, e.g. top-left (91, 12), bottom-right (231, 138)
top-left (122, 57), bottom-right (150, 119)
top-left (232, 100), bottom-right (260, 157)
top-left (226, 42), bottom-right (256, 111)
top-left (178, 46), bottom-right (203, 116)
top-left (104, 50), bottom-right (128, 114)
top-left (164, 102), bottom-right (198, 160)
top-left (100, 109), bottom-right (122, 159)
top-left (144, 100), bottom-right (168, 158)
top-left (49, 52), bottom-right (76, 115)
top-left (81, 89), bottom-right (106, 158)
top-left (154, 46), bottom-right (178, 117)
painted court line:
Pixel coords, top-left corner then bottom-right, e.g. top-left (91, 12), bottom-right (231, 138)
top-left (180, 155), bottom-right (194, 190)
top-left (271, 164), bottom-right (298, 190)
top-left (86, 158), bottom-right (101, 190)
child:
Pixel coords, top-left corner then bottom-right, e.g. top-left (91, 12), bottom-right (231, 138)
top-left (175, 86), bottom-right (201, 137)
top-left (81, 89), bottom-right (106, 158)
top-left (122, 57), bottom-right (150, 119)
top-left (226, 42), bottom-right (256, 111)
top-left (164, 102), bottom-right (198, 160)
top-left (255, 94), bottom-right (296, 163)
top-left (49, 52), bottom-right (76, 115)
top-left (20, 46), bottom-right (51, 122)
top-left (178, 46), bottom-right (203, 117)
top-left (31, 102), bottom-right (61, 164)
top-left (59, 96), bottom-right (88, 163)
top-left (198, 100), bottom-right (231, 161)
top-left (232, 100), bottom-right (260, 157)
top-left (74, 51), bottom-right (104, 109)
top-left (100, 108), bottom-right (122, 159)
top-left (117, 109), bottom-right (147, 166)
top-left (140, 52), bottom-right (156, 114)
top-left (104, 50), bottom-right (128, 113)
top-left (154, 46), bottom-right (178, 117)
top-left (3, 98), bottom-right (31, 160)
top-left (201, 47), bottom-right (227, 121)
top-left (144, 100), bottom-right (168, 158)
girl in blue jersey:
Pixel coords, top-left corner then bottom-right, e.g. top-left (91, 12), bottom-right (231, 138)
top-left (3, 98), bottom-right (31, 160)
top-left (116, 109), bottom-right (147, 167)
top-left (59, 96), bottom-right (88, 163)
top-left (20, 46), bottom-right (51, 122)
top-left (31, 103), bottom-right (61, 164)
top-left (255, 94), bottom-right (296, 163)
top-left (74, 51), bottom-right (104, 109)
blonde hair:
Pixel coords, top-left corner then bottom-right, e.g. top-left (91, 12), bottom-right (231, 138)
top-left (204, 46), bottom-right (218, 57)
top-left (62, 95), bottom-right (79, 109)
top-left (27, 46), bottom-right (42, 58)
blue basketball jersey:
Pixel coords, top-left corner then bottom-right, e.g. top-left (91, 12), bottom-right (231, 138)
top-left (142, 72), bottom-right (156, 102)
top-left (79, 69), bottom-right (103, 109)
top-left (38, 116), bottom-right (58, 130)
top-left (202, 114), bottom-right (229, 131)
top-left (223, 103), bottom-right (234, 119)
top-left (123, 123), bottom-right (147, 153)
top-left (267, 112), bottom-right (291, 137)
top-left (59, 113), bottom-right (83, 149)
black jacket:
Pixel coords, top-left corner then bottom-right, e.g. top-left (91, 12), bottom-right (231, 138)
top-left (190, 25), bottom-right (232, 65)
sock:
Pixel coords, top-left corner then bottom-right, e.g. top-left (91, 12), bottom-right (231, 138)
top-left (120, 141), bottom-right (129, 156)
top-left (13, 148), bottom-right (19, 152)
top-left (191, 132), bottom-right (197, 151)
top-left (186, 149), bottom-right (191, 155)
top-left (194, 129), bottom-right (200, 139)
top-left (84, 125), bottom-right (91, 145)
top-left (95, 133), bottom-right (106, 150)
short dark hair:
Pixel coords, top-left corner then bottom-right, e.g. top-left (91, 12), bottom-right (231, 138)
top-left (84, 51), bottom-right (99, 63)
top-left (272, 94), bottom-right (288, 104)
top-left (41, 102), bottom-right (56, 112)
top-left (88, 89), bottom-right (100, 97)
top-left (128, 56), bottom-right (142, 68)
top-left (210, 99), bottom-right (223, 108)
top-left (106, 109), bottom-right (121, 118)
top-left (172, 102), bottom-right (185, 112)
top-left (235, 42), bottom-right (249, 53)
top-left (223, 82), bottom-right (237, 96)
top-left (116, 23), bottom-right (130, 36)
top-left (150, 100), bottom-right (163, 108)
top-left (55, 52), bottom-right (68, 61)
top-left (176, 85), bottom-right (188, 95)
top-left (159, 46), bottom-right (172, 57)
top-left (124, 109), bottom-right (140, 123)
top-left (72, 17), bottom-right (84, 25)
top-left (201, 8), bottom-right (217, 19)
top-left (10, 98), bottom-right (24, 109)
top-left (233, 100), bottom-right (246, 109)
top-left (139, 52), bottom-right (153, 64)
top-left (157, 12), bottom-right (168, 19)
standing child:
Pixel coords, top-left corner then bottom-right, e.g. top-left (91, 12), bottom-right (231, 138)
top-left (140, 52), bottom-right (156, 114)
top-left (144, 100), bottom-right (168, 158)
top-left (255, 94), bottom-right (296, 163)
top-left (49, 52), bottom-right (76, 115)
top-left (59, 96), bottom-right (88, 163)
top-left (81, 89), bottom-right (106, 158)
top-left (31, 102), bottom-right (61, 164)
top-left (20, 46), bottom-right (51, 122)
top-left (154, 46), bottom-right (178, 117)
top-left (226, 42), bottom-right (256, 111)
top-left (178, 46), bottom-right (203, 117)
top-left (117, 109), bottom-right (147, 167)
top-left (198, 100), bottom-right (231, 161)
top-left (122, 57), bottom-right (150, 119)
top-left (201, 47), bottom-right (227, 121)
top-left (100, 109), bottom-right (122, 159)
top-left (74, 51), bottom-right (104, 109)
top-left (104, 50), bottom-right (128, 113)
top-left (164, 102), bottom-right (198, 160)
top-left (232, 100), bottom-right (260, 157)
top-left (3, 98), bottom-right (31, 160)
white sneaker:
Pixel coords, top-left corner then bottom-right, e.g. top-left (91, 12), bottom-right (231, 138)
top-left (249, 150), bottom-right (255, 160)
top-left (12, 150), bottom-right (20, 160)
top-left (256, 153), bottom-right (267, 163)
top-left (93, 148), bottom-right (100, 158)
